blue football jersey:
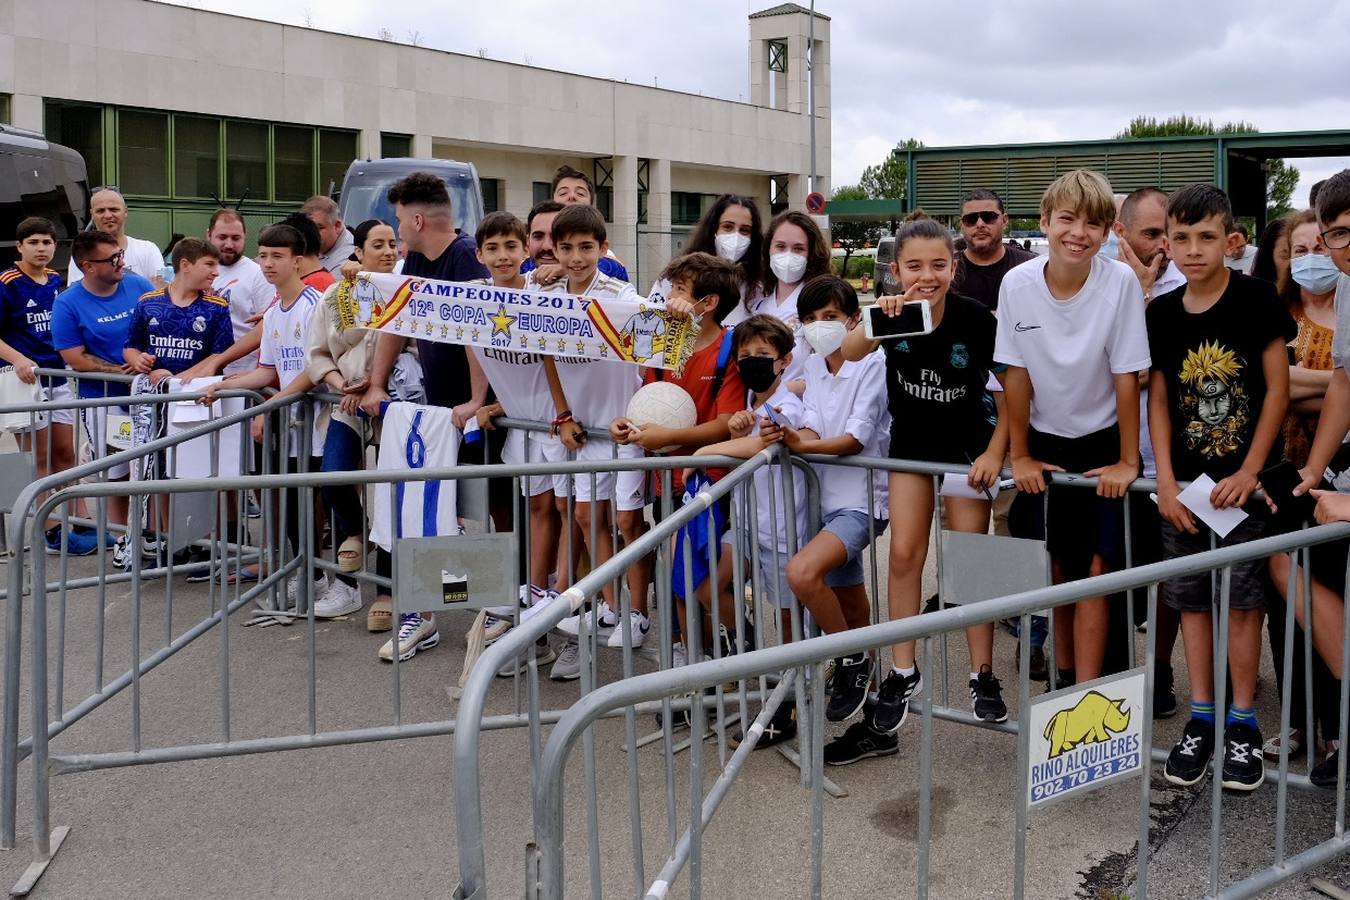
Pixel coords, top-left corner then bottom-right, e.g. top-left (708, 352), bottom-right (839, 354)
top-left (0, 266), bottom-right (64, 370)
top-left (125, 289), bottom-right (234, 374)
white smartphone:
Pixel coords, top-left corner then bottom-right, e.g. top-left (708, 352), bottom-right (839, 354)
top-left (863, 299), bottom-right (933, 340)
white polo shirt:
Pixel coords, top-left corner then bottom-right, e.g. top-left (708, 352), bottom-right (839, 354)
top-left (212, 256), bottom-right (274, 374)
top-left (801, 349), bottom-right (891, 517)
top-left (994, 255), bottom-right (1151, 439)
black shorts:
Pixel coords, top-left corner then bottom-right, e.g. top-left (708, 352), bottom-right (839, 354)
top-left (888, 425), bottom-right (993, 468)
top-left (1023, 425), bottom-right (1127, 579)
top-left (1308, 538), bottom-right (1350, 596)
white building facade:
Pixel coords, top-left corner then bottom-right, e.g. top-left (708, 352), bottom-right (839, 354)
top-left (0, 0), bottom-right (830, 288)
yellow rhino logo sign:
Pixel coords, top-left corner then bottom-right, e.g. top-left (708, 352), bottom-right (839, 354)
top-left (1042, 691), bottom-right (1131, 759)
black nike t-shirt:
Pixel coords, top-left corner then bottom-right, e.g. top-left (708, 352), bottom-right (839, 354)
top-left (403, 232), bottom-right (489, 409)
top-left (1146, 272), bottom-right (1296, 482)
top-left (884, 292), bottom-right (1002, 463)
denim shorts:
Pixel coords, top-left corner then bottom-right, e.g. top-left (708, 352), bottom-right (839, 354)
top-left (821, 508), bottom-right (888, 587)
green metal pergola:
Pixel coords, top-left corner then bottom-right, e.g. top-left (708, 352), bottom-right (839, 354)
top-left (896, 130), bottom-right (1350, 233)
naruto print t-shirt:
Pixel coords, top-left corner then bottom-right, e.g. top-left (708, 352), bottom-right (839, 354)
top-left (1146, 272), bottom-right (1296, 482)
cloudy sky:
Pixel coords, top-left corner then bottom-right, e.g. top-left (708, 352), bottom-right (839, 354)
top-left (171, 0), bottom-right (1350, 207)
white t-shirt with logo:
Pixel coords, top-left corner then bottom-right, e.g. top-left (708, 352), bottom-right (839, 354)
top-left (539, 272), bottom-right (642, 429)
top-left (212, 256), bottom-right (274, 373)
top-left (68, 235), bottom-right (165, 285)
top-left (994, 255), bottom-right (1151, 439)
top-left (259, 286), bottom-right (321, 455)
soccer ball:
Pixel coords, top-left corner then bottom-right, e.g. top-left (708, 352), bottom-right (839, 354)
top-left (626, 381), bottom-right (697, 451)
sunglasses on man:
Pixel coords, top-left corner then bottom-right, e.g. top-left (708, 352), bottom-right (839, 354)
top-left (960, 211), bottom-right (1002, 227)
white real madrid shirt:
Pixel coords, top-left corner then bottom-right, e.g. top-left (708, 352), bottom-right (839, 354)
top-left (258, 286), bottom-right (321, 456)
top-left (370, 402), bottom-right (462, 552)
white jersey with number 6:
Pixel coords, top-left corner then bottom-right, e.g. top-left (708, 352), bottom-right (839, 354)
top-left (370, 402), bottom-right (462, 552)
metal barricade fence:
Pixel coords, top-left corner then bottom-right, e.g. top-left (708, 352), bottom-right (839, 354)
top-left (1, 393), bottom-right (798, 896)
top-left (451, 452), bottom-right (1350, 900)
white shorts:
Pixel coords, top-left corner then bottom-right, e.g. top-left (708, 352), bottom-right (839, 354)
top-left (502, 429), bottom-right (563, 498)
top-left (38, 380), bottom-right (76, 427)
top-left (566, 440), bottom-right (647, 510)
top-left (80, 404), bottom-right (131, 479)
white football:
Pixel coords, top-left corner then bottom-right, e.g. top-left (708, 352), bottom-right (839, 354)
top-left (626, 381), bottom-right (697, 451)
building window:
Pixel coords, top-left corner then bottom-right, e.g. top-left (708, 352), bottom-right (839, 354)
top-left (226, 120), bottom-right (268, 201)
top-left (672, 192), bottom-right (714, 227)
top-left (595, 186), bottom-right (613, 223)
top-left (173, 115), bottom-right (220, 199)
top-left (532, 181), bottom-right (551, 206)
top-left (44, 101), bottom-right (104, 185)
top-left (118, 110), bottom-right (169, 196)
top-left (768, 41), bottom-right (788, 73)
top-left (0, 94), bottom-right (10, 124)
top-left (273, 125), bottom-right (314, 202)
top-left (381, 133), bottom-right (412, 159)
top-left (481, 179), bottom-right (500, 214)
top-left (318, 129), bottom-right (357, 195)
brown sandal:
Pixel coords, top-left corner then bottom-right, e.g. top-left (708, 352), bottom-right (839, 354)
top-left (338, 536), bottom-right (364, 573)
top-left (367, 596), bottom-right (393, 633)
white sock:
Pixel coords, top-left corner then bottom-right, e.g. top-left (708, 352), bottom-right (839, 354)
top-left (893, 665), bottom-right (916, 679)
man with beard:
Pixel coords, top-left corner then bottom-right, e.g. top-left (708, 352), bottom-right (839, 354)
top-left (206, 208), bottom-right (274, 374)
top-left (952, 189), bottom-right (1037, 311)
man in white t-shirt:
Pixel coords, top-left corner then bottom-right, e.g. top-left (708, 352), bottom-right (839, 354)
top-left (67, 188), bottom-right (165, 285)
top-left (206, 208), bottom-right (274, 374)
top-left (303, 196), bottom-right (356, 277)
top-left (1224, 223), bottom-right (1258, 274)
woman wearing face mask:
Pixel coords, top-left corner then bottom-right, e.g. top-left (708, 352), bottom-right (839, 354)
top-left (648, 195), bottom-right (764, 312)
top-left (736, 210), bottom-right (832, 385)
top-left (1281, 209), bottom-right (1341, 459)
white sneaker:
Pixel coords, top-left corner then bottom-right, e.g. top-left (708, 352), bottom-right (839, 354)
top-left (379, 613), bottom-right (439, 661)
top-left (497, 637), bottom-right (557, 677)
top-left (550, 640), bottom-right (581, 681)
top-left (286, 573), bottom-right (329, 611)
top-left (555, 600), bottom-right (616, 638)
top-left (314, 579), bottom-right (362, 619)
top-left (483, 586), bottom-right (556, 644)
top-left (482, 613), bottom-right (514, 645)
top-left (485, 584), bottom-right (546, 619)
top-left (607, 610), bottom-right (651, 649)
top-left (672, 641), bottom-right (688, 669)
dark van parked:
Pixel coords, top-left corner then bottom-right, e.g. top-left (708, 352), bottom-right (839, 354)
top-left (0, 124), bottom-right (89, 271)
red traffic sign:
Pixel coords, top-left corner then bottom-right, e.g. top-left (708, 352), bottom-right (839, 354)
top-left (805, 191), bottom-right (826, 214)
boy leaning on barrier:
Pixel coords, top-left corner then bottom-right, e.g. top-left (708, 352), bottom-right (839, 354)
top-left (1148, 184), bottom-right (1295, 793)
top-left (0, 217), bottom-right (95, 554)
top-left (994, 170), bottom-right (1151, 688)
top-left (1284, 168), bottom-right (1350, 787)
top-left (777, 276), bottom-right (891, 724)
top-left (608, 251), bottom-right (746, 657)
top-left (692, 313), bottom-right (807, 748)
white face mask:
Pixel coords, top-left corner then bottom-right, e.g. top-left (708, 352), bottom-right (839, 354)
top-left (770, 251), bottom-right (808, 285)
top-left (715, 232), bottom-right (752, 263)
top-left (1291, 253), bottom-right (1342, 295)
top-left (802, 320), bottom-right (847, 356)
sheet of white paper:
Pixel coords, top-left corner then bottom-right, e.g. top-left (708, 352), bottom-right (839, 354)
top-left (1177, 474), bottom-right (1248, 539)
top-left (168, 376), bottom-right (222, 424)
top-left (940, 472), bottom-right (1000, 501)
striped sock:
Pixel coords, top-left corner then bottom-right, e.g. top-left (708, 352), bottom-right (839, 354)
top-left (1192, 701), bottom-right (1216, 725)
top-left (1226, 705), bottom-right (1257, 729)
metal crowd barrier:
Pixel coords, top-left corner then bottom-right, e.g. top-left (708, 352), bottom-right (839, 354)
top-left (1, 389), bottom-right (793, 895)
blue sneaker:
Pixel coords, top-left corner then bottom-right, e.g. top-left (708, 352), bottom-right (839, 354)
top-left (72, 524), bottom-right (117, 548)
top-left (45, 526), bottom-right (99, 557)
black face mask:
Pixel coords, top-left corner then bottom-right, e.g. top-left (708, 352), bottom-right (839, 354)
top-left (738, 356), bottom-right (779, 393)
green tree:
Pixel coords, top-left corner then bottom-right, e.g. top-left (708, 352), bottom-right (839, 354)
top-left (827, 184), bottom-right (881, 279)
top-left (1113, 116), bottom-right (1296, 218)
top-left (858, 138), bottom-right (924, 200)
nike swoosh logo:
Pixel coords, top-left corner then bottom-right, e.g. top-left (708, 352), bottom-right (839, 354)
top-left (1014, 322), bottom-right (1041, 332)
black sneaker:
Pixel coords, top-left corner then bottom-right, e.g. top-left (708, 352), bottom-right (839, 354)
top-left (1221, 722), bottom-right (1265, 792)
top-left (1153, 661), bottom-right (1177, 719)
top-left (729, 702), bottom-right (796, 750)
top-left (1311, 749), bottom-right (1342, 789)
top-left (870, 668), bottom-right (922, 734)
top-left (824, 721), bottom-right (899, 766)
top-left (825, 655), bottom-right (872, 723)
top-left (1164, 717), bottom-right (1215, 787)
top-left (970, 667), bottom-right (1008, 723)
